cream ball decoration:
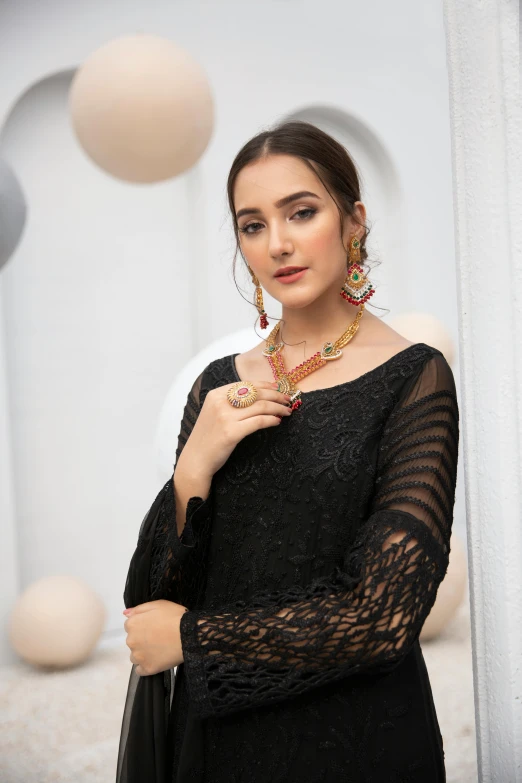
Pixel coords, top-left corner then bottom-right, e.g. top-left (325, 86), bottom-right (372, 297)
top-left (8, 575), bottom-right (106, 669)
top-left (420, 532), bottom-right (468, 641)
top-left (388, 312), bottom-right (455, 365)
top-left (69, 34), bottom-right (214, 183)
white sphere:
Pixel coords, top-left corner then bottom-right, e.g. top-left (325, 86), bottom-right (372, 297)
top-left (8, 575), bottom-right (106, 669)
top-left (69, 34), bottom-right (214, 183)
top-left (388, 312), bottom-right (455, 365)
top-left (420, 532), bottom-right (468, 641)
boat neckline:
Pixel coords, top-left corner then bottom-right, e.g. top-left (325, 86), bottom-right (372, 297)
top-left (229, 342), bottom-right (433, 397)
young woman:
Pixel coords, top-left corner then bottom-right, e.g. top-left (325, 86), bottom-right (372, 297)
top-left (116, 120), bottom-right (459, 783)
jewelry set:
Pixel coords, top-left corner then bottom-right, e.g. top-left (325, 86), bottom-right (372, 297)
top-left (226, 235), bottom-right (375, 414)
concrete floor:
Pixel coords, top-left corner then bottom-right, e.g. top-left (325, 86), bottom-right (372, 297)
top-left (0, 592), bottom-right (478, 783)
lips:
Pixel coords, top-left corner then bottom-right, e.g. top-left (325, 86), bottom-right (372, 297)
top-left (275, 266), bottom-right (307, 277)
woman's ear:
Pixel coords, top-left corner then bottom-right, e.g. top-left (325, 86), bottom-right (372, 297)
top-left (352, 202), bottom-right (367, 238)
top-left (341, 213), bottom-right (355, 253)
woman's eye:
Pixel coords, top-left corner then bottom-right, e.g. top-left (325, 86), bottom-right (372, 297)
top-left (239, 221), bottom-right (263, 235)
top-left (239, 208), bottom-right (316, 235)
top-left (293, 207), bottom-right (316, 221)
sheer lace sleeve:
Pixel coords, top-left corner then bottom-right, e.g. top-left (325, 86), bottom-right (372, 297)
top-left (116, 367), bottom-right (212, 783)
top-left (147, 369), bottom-right (213, 604)
top-left (122, 368), bottom-right (212, 612)
top-left (178, 352), bottom-right (460, 719)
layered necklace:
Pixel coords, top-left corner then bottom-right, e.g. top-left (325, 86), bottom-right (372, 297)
top-left (262, 304), bottom-right (365, 411)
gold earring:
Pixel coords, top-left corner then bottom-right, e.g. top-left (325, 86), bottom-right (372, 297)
top-left (340, 235), bottom-right (375, 306)
top-left (249, 267), bottom-right (269, 329)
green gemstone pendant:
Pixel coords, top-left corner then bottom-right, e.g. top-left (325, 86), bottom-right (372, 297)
top-left (321, 342), bottom-right (342, 360)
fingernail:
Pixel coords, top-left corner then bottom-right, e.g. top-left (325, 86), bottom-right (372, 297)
top-left (123, 609), bottom-right (131, 615)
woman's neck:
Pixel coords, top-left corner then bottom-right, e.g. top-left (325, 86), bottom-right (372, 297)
top-left (276, 299), bottom-right (369, 359)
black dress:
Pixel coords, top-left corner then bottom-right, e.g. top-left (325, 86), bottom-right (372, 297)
top-left (116, 342), bottom-right (460, 783)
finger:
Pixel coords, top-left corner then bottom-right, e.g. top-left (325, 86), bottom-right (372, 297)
top-left (230, 379), bottom-right (282, 394)
top-left (224, 381), bottom-right (292, 416)
top-left (235, 406), bottom-right (291, 427)
top-left (261, 399), bottom-right (293, 416)
top-left (239, 381), bottom-right (292, 406)
top-left (235, 412), bottom-right (287, 438)
top-left (129, 602), bottom-right (153, 614)
top-left (226, 377), bottom-right (289, 400)
top-left (255, 380), bottom-right (289, 397)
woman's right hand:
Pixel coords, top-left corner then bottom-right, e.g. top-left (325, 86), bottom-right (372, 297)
top-left (180, 380), bottom-right (293, 478)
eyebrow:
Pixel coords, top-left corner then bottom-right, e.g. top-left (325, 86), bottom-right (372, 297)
top-left (235, 191), bottom-right (321, 220)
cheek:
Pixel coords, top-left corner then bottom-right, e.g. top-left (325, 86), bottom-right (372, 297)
top-left (303, 219), bottom-right (341, 257)
top-left (240, 240), bottom-right (265, 267)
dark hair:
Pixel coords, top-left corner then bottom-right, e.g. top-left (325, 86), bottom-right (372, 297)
top-left (226, 119), bottom-right (384, 331)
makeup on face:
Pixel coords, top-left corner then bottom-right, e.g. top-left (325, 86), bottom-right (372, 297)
top-left (274, 268), bottom-right (308, 284)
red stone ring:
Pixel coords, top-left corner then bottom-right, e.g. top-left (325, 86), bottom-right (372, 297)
top-left (226, 380), bottom-right (259, 408)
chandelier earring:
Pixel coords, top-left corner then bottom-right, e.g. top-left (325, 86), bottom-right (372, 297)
top-left (340, 235), bottom-right (375, 306)
top-left (249, 268), bottom-right (269, 329)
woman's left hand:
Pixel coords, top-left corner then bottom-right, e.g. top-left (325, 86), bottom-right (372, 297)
top-left (123, 599), bottom-right (187, 676)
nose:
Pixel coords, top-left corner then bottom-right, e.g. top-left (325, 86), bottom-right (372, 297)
top-left (268, 221), bottom-right (293, 259)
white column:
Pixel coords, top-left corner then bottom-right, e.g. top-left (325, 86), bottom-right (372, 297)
top-left (443, 0), bottom-right (521, 780)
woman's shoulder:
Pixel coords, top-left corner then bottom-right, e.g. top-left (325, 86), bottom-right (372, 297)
top-left (202, 343), bottom-right (265, 379)
top-left (197, 351), bottom-right (237, 391)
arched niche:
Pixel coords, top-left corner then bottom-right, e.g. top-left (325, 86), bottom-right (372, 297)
top-left (0, 68), bottom-right (199, 638)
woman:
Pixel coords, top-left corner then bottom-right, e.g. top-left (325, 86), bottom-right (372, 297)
top-left (116, 120), bottom-right (459, 783)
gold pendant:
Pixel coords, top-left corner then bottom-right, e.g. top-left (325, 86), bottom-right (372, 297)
top-left (262, 341), bottom-right (284, 357)
top-left (274, 375), bottom-right (295, 395)
top-left (320, 342), bottom-right (343, 361)
top-left (281, 378), bottom-right (302, 405)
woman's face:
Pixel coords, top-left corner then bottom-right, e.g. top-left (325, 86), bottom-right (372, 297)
top-left (234, 154), bottom-right (365, 308)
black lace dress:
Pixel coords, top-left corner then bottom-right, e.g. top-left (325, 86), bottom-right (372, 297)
top-left (116, 342), bottom-right (460, 783)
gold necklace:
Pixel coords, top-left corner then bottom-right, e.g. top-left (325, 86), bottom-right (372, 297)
top-left (262, 305), bottom-right (365, 410)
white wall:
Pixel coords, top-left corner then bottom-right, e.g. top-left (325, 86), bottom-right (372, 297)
top-left (443, 0), bottom-right (521, 777)
top-left (0, 0), bottom-right (463, 658)
top-left (0, 68), bottom-right (197, 658)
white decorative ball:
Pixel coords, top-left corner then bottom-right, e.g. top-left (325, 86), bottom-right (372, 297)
top-left (388, 312), bottom-right (455, 365)
top-left (69, 34), bottom-right (214, 183)
top-left (420, 532), bottom-right (468, 641)
top-left (8, 575), bottom-right (106, 669)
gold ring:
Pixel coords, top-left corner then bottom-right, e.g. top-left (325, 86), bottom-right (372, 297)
top-left (226, 380), bottom-right (258, 408)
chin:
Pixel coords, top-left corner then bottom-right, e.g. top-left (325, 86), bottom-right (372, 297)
top-left (278, 292), bottom-right (321, 309)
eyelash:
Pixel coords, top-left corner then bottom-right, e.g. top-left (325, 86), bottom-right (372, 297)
top-left (238, 207), bottom-right (317, 235)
